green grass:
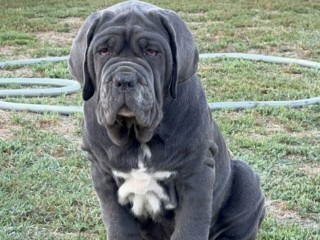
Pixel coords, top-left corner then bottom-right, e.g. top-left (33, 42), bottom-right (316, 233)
top-left (0, 0), bottom-right (319, 239)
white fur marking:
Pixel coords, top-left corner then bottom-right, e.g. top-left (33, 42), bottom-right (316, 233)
top-left (145, 192), bottom-right (161, 215)
top-left (131, 194), bottom-right (145, 216)
top-left (164, 203), bottom-right (176, 210)
top-left (112, 158), bottom-right (175, 217)
top-left (140, 144), bottom-right (151, 161)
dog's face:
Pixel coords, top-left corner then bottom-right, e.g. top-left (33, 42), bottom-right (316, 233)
top-left (69, 1), bottom-right (199, 145)
top-left (91, 11), bottom-right (172, 144)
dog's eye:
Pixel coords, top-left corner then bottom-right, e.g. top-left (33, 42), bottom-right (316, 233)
top-left (146, 49), bottom-right (158, 57)
top-left (98, 48), bottom-right (112, 56)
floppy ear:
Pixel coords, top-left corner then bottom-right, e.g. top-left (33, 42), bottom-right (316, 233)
top-left (68, 12), bottom-right (100, 101)
top-left (159, 10), bottom-right (199, 100)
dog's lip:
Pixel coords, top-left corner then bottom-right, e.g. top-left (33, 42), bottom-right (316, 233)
top-left (117, 105), bottom-right (135, 117)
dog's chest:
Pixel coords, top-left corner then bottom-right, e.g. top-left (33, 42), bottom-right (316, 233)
top-left (112, 144), bottom-right (176, 218)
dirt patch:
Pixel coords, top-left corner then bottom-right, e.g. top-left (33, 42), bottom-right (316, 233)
top-left (35, 17), bottom-right (83, 45)
top-left (299, 164), bottom-right (320, 176)
top-left (33, 115), bottom-right (82, 145)
top-left (0, 110), bottom-right (20, 140)
top-left (266, 199), bottom-right (319, 228)
top-left (179, 12), bottom-right (207, 18)
top-left (247, 47), bottom-right (307, 59)
top-left (1, 46), bottom-right (18, 57)
top-left (0, 46), bottom-right (31, 61)
top-left (54, 116), bottom-right (82, 144)
top-left (58, 17), bottom-right (83, 26)
top-left (291, 129), bottom-right (320, 139)
top-left (0, 109), bottom-right (82, 146)
top-left (0, 67), bottom-right (37, 78)
top-left (36, 31), bottom-right (76, 46)
top-left (265, 121), bottom-right (287, 134)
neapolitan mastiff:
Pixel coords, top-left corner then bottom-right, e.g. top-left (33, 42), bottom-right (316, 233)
top-left (69, 1), bottom-right (265, 239)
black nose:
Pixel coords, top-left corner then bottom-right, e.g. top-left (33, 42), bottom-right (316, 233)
top-left (113, 72), bottom-right (137, 92)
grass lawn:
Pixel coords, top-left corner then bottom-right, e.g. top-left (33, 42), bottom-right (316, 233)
top-left (0, 0), bottom-right (319, 239)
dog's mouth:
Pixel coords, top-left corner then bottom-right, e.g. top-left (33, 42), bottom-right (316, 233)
top-left (117, 105), bottom-right (135, 118)
top-left (97, 95), bottom-right (161, 145)
top-left (115, 104), bottom-right (139, 130)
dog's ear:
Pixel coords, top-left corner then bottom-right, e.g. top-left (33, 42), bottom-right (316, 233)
top-left (159, 10), bottom-right (199, 100)
top-left (68, 12), bottom-right (101, 101)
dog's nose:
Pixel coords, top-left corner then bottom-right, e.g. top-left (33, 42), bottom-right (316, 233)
top-left (113, 72), bottom-right (137, 92)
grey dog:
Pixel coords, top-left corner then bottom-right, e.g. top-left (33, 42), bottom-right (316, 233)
top-left (69, 1), bottom-right (265, 239)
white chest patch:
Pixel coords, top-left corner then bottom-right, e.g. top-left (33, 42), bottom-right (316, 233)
top-left (112, 145), bottom-right (175, 217)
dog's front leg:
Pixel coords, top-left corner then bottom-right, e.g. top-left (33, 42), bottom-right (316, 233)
top-left (90, 162), bottom-right (142, 240)
top-left (172, 164), bottom-right (215, 240)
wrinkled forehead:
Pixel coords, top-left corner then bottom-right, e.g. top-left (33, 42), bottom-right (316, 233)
top-left (93, 7), bottom-right (168, 45)
top-left (99, 6), bottom-right (164, 31)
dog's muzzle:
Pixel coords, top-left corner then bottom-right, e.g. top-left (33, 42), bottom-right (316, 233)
top-left (97, 61), bottom-right (156, 127)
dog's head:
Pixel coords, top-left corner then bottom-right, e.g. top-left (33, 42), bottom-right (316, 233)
top-left (69, 1), bottom-right (198, 145)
